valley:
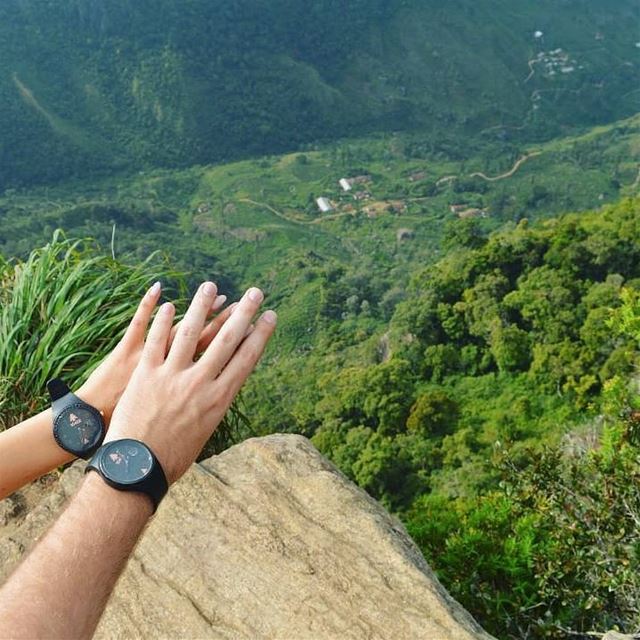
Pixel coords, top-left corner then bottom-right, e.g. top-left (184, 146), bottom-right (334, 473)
top-left (1, 2), bottom-right (639, 636)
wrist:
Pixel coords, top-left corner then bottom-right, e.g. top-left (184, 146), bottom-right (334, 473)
top-left (76, 381), bottom-right (112, 425)
top-left (81, 471), bottom-right (154, 520)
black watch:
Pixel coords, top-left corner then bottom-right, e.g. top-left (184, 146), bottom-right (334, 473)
top-left (48, 378), bottom-right (106, 459)
top-left (85, 439), bottom-right (169, 513)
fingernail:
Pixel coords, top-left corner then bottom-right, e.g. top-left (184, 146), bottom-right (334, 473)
top-left (161, 302), bottom-right (174, 315)
top-left (262, 310), bottom-right (277, 325)
top-left (148, 281), bottom-right (161, 297)
top-left (212, 294), bottom-right (227, 311)
top-left (202, 282), bottom-right (217, 297)
top-left (248, 287), bottom-right (263, 303)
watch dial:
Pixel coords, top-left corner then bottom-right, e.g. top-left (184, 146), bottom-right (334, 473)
top-left (102, 441), bottom-right (153, 483)
top-left (56, 406), bottom-right (102, 452)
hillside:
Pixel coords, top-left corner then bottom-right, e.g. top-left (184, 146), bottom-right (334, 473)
top-left (1, 111), bottom-right (638, 270)
top-left (1, 2), bottom-right (639, 635)
top-left (1, 0), bottom-right (638, 187)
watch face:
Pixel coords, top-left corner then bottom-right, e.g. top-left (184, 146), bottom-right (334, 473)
top-left (55, 405), bottom-right (103, 454)
top-left (101, 440), bottom-right (153, 484)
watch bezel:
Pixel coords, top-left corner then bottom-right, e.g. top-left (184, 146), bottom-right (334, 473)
top-left (98, 439), bottom-right (155, 486)
top-left (53, 402), bottom-right (105, 457)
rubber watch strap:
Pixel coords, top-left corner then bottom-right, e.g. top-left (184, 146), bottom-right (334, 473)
top-left (47, 378), bottom-right (69, 402)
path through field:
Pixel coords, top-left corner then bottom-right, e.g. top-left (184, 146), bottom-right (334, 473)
top-left (469, 151), bottom-right (542, 182)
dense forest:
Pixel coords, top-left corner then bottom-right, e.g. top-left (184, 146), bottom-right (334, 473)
top-left (1, 0), bottom-right (638, 187)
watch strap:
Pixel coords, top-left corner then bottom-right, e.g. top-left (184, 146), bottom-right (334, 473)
top-left (48, 378), bottom-right (73, 414)
top-left (47, 378), bottom-right (70, 401)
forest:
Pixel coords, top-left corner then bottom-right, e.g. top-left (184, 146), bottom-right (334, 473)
top-left (1, 0), bottom-right (638, 187)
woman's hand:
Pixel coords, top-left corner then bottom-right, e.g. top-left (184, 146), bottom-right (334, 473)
top-left (105, 282), bottom-right (276, 484)
top-left (77, 282), bottom-right (230, 425)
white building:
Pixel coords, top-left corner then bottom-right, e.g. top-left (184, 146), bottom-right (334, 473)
top-left (339, 178), bottom-right (352, 191)
top-left (316, 197), bottom-right (333, 213)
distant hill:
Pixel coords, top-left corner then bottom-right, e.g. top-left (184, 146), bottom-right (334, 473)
top-left (1, 0), bottom-right (638, 187)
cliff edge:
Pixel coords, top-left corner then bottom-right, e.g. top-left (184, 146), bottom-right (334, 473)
top-left (0, 434), bottom-right (493, 639)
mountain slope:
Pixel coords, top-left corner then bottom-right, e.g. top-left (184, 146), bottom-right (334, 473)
top-left (1, 0), bottom-right (638, 187)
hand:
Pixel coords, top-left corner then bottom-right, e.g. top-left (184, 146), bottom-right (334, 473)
top-left (104, 282), bottom-right (277, 484)
top-left (78, 282), bottom-right (229, 424)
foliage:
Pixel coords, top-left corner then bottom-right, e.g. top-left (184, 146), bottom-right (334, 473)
top-left (1, 0), bottom-right (638, 187)
top-left (406, 268), bottom-right (640, 638)
top-left (406, 441), bottom-right (640, 638)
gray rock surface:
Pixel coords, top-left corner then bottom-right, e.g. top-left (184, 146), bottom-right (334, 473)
top-left (0, 434), bottom-right (494, 639)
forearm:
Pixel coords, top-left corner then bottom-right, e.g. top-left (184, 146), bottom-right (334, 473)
top-left (0, 384), bottom-right (105, 500)
top-left (0, 406), bottom-right (73, 499)
top-left (0, 472), bottom-right (152, 639)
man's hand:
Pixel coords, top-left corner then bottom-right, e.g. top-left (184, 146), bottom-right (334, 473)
top-left (104, 281), bottom-right (276, 484)
top-left (78, 282), bottom-right (229, 425)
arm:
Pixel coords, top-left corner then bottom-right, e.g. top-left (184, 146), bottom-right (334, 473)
top-left (0, 283), bottom-right (228, 500)
top-left (0, 281), bottom-right (276, 639)
top-left (0, 473), bottom-right (152, 639)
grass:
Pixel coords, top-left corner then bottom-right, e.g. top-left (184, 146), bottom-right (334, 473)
top-left (0, 231), bottom-right (178, 426)
top-left (0, 231), bottom-right (245, 455)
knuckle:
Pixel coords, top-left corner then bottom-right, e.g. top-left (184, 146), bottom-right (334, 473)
top-left (242, 343), bottom-right (262, 364)
top-left (219, 328), bottom-right (237, 347)
top-left (180, 323), bottom-right (198, 340)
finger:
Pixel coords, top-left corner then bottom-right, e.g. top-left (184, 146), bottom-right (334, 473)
top-left (195, 302), bottom-right (238, 354)
top-left (168, 294), bottom-right (226, 350)
top-left (142, 302), bottom-right (175, 366)
top-left (120, 282), bottom-right (161, 348)
top-left (215, 310), bottom-right (277, 400)
top-left (211, 294), bottom-right (227, 312)
top-left (198, 287), bottom-right (264, 377)
top-left (167, 282), bottom-right (218, 367)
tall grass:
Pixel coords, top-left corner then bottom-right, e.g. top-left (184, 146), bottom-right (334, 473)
top-left (0, 231), bottom-right (243, 454)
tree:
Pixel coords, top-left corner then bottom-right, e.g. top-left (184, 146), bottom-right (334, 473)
top-left (490, 323), bottom-right (530, 372)
top-left (406, 389), bottom-right (459, 438)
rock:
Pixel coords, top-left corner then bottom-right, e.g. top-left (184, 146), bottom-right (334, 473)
top-left (602, 633), bottom-right (639, 640)
top-left (0, 435), bottom-right (493, 639)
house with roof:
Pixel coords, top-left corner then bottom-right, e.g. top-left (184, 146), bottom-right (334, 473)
top-left (316, 197), bottom-right (334, 213)
top-left (339, 178), bottom-right (352, 191)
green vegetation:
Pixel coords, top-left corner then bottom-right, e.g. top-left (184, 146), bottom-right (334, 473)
top-left (406, 288), bottom-right (640, 637)
top-left (1, 0), bottom-right (638, 187)
top-left (245, 196), bottom-right (640, 637)
top-left (2, 111), bottom-right (638, 277)
top-left (0, 231), bottom-right (172, 426)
